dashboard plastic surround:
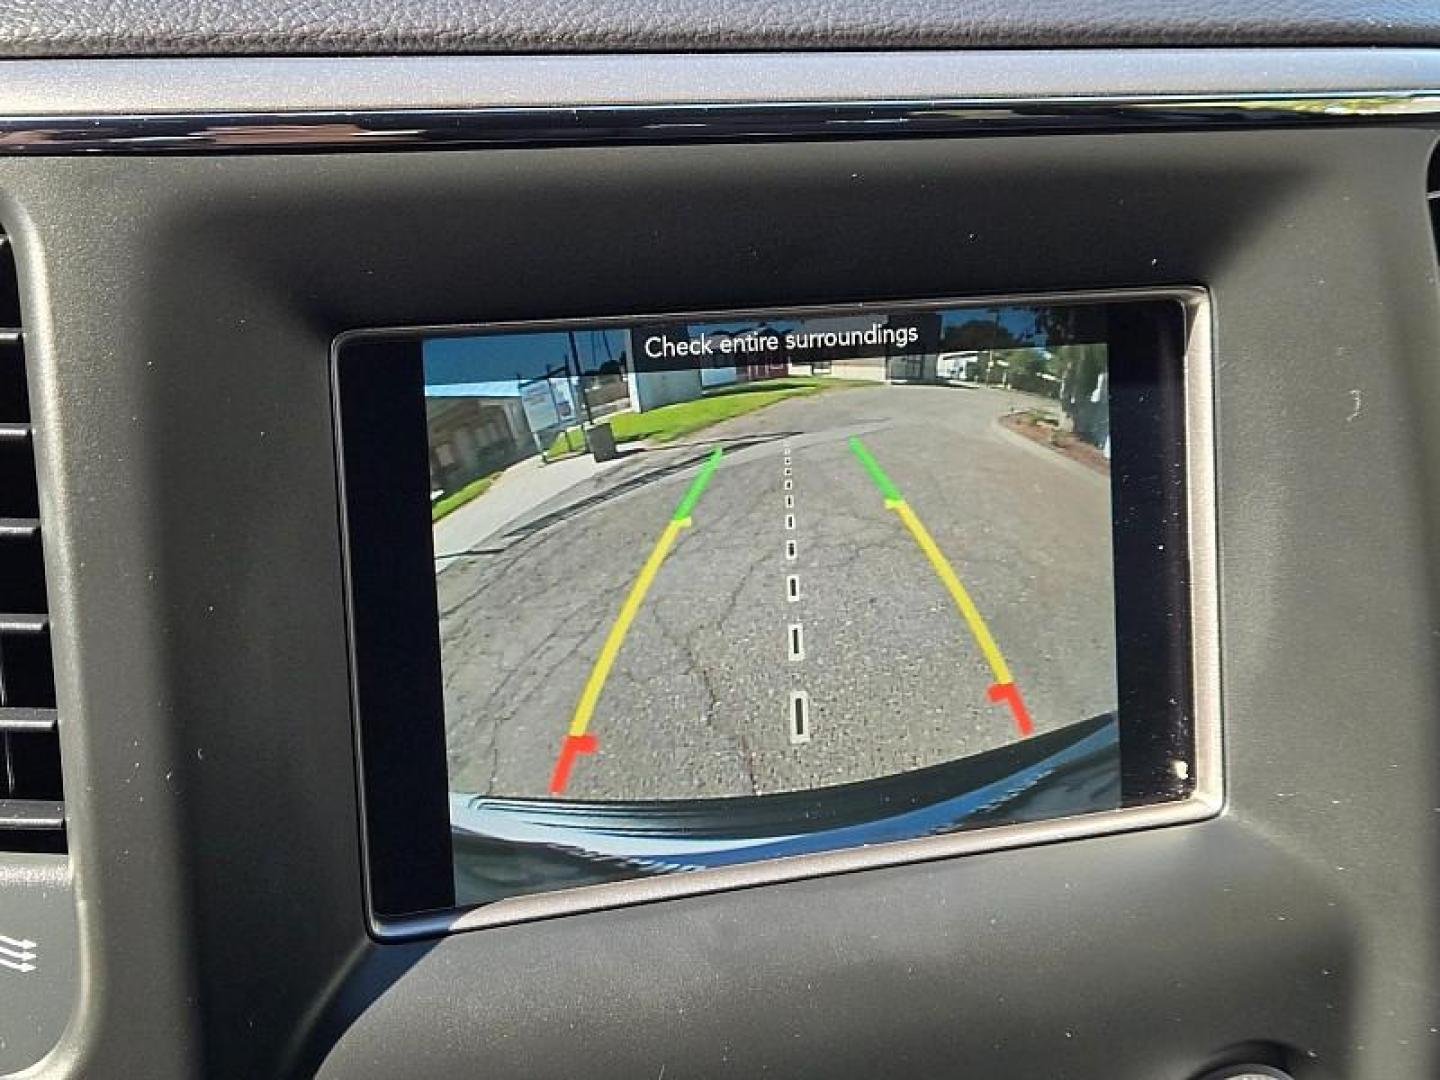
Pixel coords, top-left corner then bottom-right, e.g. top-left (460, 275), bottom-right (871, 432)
top-left (334, 288), bottom-right (1220, 937)
top-left (0, 51), bottom-right (1434, 1079)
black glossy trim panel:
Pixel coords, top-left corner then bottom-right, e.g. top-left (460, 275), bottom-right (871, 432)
top-left (337, 286), bottom-right (1220, 938)
top-left (0, 92), bottom-right (1437, 155)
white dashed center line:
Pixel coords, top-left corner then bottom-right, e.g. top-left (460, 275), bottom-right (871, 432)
top-left (782, 441), bottom-right (811, 744)
top-left (783, 440), bottom-right (806, 743)
top-left (788, 622), bottom-right (805, 661)
top-left (788, 691), bottom-right (812, 744)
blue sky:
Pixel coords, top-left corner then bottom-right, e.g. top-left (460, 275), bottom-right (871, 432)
top-left (421, 307), bottom-right (1075, 398)
top-left (423, 329), bottom-right (627, 396)
top-left (939, 305), bottom-right (1041, 343)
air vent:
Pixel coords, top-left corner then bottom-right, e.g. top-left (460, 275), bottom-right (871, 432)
top-left (0, 231), bottom-right (63, 853)
top-left (1429, 146), bottom-right (1440, 243)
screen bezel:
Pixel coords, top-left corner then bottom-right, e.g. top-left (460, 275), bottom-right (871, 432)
top-left (331, 287), bottom-right (1220, 938)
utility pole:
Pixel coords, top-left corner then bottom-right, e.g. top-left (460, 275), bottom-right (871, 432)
top-left (987, 306), bottom-right (1001, 386)
top-left (567, 331), bottom-right (596, 425)
top-left (565, 333), bottom-right (594, 454)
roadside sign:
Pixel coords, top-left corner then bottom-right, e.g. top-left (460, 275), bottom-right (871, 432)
top-left (520, 377), bottom-right (578, 432)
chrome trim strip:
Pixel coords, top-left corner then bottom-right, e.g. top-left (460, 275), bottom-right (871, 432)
top-left (4, 50), bottom-right (1440, 119)
top-left (0, 92), bottom-right (1436, 155)
top-left (1183, 291), bottom-right (1224, 816)
top-left (421, 801), bottom-right (1220, 940)
top-left (0, 799), bottom-right (65, 830)
top-left (354, 285), bottom-right (1222, 940)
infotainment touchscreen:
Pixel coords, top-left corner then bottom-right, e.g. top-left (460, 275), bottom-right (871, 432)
top-left (334, 292), bottom-right (1216, 927)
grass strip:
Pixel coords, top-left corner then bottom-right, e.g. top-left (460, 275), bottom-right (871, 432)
top-left (547, 376), bottom-right (869, 456)
top-left (430, 472), bottom-right (499, 522)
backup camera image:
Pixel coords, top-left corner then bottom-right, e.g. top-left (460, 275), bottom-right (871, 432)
top-left (421, 303), bottom-right (1124, 905)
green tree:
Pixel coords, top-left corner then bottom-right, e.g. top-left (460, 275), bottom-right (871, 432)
top-left (941, 317), bottom-right (1020, 353)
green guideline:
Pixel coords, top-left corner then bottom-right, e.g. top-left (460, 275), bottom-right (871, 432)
top-left (671, 446), bottom-right (724, 522)
top-left (847, 436), bottom-right (903, 502)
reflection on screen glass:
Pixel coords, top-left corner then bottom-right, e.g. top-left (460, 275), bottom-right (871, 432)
top-left (423, 303), bottom-right (1121, 905)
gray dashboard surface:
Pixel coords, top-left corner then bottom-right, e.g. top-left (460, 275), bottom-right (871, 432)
top-left (7, 120), bottom-right (1438, 1078)
top-left (0, 0), bottom-right (1438, 57)
top-left (9, 50), bottom-right (1440, 118)
top-left (0, 32), bottom-right (1436, 1080)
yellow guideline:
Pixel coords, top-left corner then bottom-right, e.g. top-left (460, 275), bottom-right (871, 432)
top-left (847, 434), bottom-right (1015, 689)
top-left (567, 517), bottom-right (688, 739)
top-left (565, 445), bottom-right (724, 743)
top-left (887, 498), bottom-right (1013, 687)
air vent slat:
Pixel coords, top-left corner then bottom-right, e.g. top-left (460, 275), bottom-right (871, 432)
top-left (0, 226), bottom-right (62, 853)
top-left (0, 614), bottom-right (48, 635)
top-left (0, 708), bottom-right (56, 734)
top-left (0, 518), bottom-right (40, 539)
top-left (0, 800), bottom-right (64, 830)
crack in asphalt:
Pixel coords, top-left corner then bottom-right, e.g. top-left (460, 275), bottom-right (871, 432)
top-left (434, 384), bottom-right (1119, 798)
top-left (437, 432), bottom-right (794, 563)
top-left (441, 557), bottom-right (627, 792)
top-left (437, 519), bottom-right (622, 623)
top-left (637, 472), bottom-right (775, 796)
top-left (648, 551), bottom-right (769, 796)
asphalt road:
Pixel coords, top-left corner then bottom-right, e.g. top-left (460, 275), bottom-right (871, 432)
top-left (436, 382), bottom-right (1116, 800)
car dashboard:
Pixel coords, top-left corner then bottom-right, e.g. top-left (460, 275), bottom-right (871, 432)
top-left (0, 10), bottom-right (1438, 1080)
